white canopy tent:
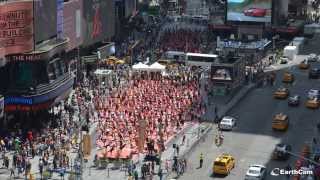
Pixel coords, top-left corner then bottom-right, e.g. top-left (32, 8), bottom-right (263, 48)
top-left (148, 62), bottom-right (166, 72)
top-left (132, 62), bottom-right (150, 71)
top-left (94, 69), bottom-right (113, 76)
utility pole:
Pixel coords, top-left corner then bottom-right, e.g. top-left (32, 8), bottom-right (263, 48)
top-left (158, 122), bottom-right (164, 175)
top-left (77, 108), bottom-right (84, 180)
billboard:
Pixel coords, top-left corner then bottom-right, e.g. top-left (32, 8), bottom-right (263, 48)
top-left (57, 0), bottom-right (64, 39)
top-left (211, 66), bottom-right (234, 83)
top-left (82, 0), bottom-right (115, 46)
top-left (34, 0), bottom-right (57, 43)
top-left (227, 0), bottom-right (272, 22)
top-left (0, 1), bottom-right (34, 56)
top-left (63, 0), bottom-right (83, 50)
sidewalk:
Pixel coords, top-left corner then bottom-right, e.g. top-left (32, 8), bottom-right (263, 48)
top-left (264, 55), bottom-right (307, 72)
top-left (165, 83), bottom-right (256, 180)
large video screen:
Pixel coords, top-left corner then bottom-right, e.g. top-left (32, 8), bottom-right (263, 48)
top-left (227, 0), bottom-right (272, 22)
top-left (34, 0), bottom-right (57, 43)
top-left (82, 0), bottom-right (115, 46)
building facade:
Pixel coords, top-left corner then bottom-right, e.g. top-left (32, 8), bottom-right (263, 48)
top-left (0, 0), bottom-right (116, 116)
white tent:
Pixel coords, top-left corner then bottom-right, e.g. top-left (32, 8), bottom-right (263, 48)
top-left (132, 62), bottom-right (150, 71)
top-left (149, 62), bottom-right (166, 71)
top-left (94, 69), bottom-right (113, 76)
top-left (283, 46), bottom-right (298, 60)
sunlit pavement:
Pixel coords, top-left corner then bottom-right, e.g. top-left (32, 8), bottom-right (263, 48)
top-left (179, 62), bottom-right (320, 180)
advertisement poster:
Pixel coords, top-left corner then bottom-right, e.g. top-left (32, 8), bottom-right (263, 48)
top-left (211, 66), bottom-right (234, 82)
top-left (34, 0), bottom-right (57, 43)
top-left (227, 0), bottom-right (272, 22)
top-left (63, 0), bottom-right (83, 50)
top-left (83, 0), bottom-right (115, 46)
top-left (57, 0), bottom-right (64, 39)
top-left (0, 1), bottom-right (34, 56)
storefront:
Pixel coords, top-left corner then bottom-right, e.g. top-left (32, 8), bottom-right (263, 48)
top-left (4, 37), bottom-right (73, 113)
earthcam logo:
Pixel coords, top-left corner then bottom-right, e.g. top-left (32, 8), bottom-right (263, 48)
top-left (271, 168), bottom-right (313, 176)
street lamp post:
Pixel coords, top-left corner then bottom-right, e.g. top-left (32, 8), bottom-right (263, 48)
top-left (158, 122), bottom-right (164, 176)
top-left (77, 109), bottom-right (84, 180)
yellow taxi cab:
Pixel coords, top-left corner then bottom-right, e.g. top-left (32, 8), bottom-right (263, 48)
top-left (213, 153), bottom-right (235, 175)
top-left (305, 98), bottom-right (320, 109)
top-left (299, 60), bottom-right (310, 69)
top-left (273, 88), bottom-right (289, 99)
top-left (282, 72), bottom-right (294, 83)
top-left (272, 113), bottom-right (289, 131)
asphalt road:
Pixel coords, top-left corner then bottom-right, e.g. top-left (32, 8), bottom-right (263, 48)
top-left (178, 63), bottom-right (320, 180)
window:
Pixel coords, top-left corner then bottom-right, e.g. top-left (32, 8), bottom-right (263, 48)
top-left (214, 161), bottom-right (226, 166)
top-left (8, 61), bottom-right (48, 89)
top-left (48, 63), bottom-right (56, 81)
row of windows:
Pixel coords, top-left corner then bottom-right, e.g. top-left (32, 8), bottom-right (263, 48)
top-left (6, 58), bottom-right (70, 90)
top-left (48, 58), bottom-right (68, 81)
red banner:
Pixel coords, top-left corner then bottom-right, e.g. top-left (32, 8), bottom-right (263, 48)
top-left (0, 1), bottom-right (34, 57)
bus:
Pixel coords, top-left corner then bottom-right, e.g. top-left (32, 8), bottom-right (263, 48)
top-left (165, 51), bottom-right (185, 61)
top-left (186, 53), bottom-right (218, 67)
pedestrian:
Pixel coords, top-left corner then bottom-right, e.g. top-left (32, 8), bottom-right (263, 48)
top-left (39, 158), bottom-right (43, 178)
top-left (181, 135), bottom-right (186, 145)
top-left (141, 164), bottom-right (146, 178)
top-left (10, 167), bottom-right (15, 178)
top-left (4, 156), bottom-right (9, 169)
top-left (158, 169), bottom-right (163, 180)
top-left (183, 159), bottom-right (187, 171)
top-left (199, 153), bottom-right (204, 168)
top-left (285, 164), bottom-right (291, 179)
top-left (133, 170), bottom-right (139, 180)
top-left (176, 145), bottom-right (180, 156)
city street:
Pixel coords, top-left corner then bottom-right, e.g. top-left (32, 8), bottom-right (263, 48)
top-left (179, 63), bottom-right (320, 180)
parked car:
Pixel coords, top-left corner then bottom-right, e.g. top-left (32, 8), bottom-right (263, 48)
top-left (288, 95), bottom-right (300, 106)
top-left (245, 165), bottom-right (266, 180)
top-left (219, 116), bottom-right (236, 130)
top-left (308, 89), bottom-right (320, 99)
top-left (309, 68), bottom-right (320, 79)
top-left (243, 8), bottom-right (267, 17)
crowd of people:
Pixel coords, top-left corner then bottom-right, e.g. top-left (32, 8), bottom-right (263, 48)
top-left (94, 71), bottom-right (205, 160)
top-left (159, 28), bottom-right (206, 53)
top-left (0, 75), bottom-right (99, 179)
